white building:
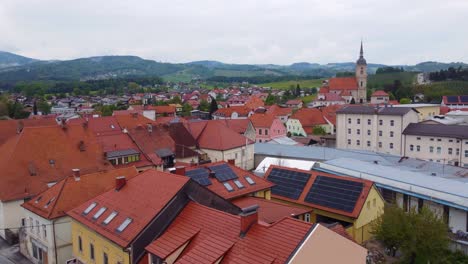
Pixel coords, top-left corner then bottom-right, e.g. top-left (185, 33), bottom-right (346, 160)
top-left (336, 105), bottom-right (419, 156)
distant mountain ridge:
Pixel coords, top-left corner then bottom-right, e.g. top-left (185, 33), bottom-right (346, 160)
top-left (0, 51), bottom-right (466, 82)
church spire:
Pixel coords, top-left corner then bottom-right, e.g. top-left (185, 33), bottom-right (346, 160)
top-left (360, 40), bottom-right (364, 58)
top-left (356, 40), bottom-right (367, 65)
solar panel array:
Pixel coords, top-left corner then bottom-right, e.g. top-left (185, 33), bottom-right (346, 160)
top-left (186, 168), bottom-right (212, 186)
top-left (305, 176), bottom-right (363, 213)
top-left (460, 96), bottom-right (468, 103)
top-left (208, 164), bottom-right (238, 182)
top-left (446, 96), bottom-right (459, 103)
top-left (267, 168), bottom-right (311, 200)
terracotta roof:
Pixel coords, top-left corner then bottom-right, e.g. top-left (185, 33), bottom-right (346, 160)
top-left (153, 105), bottom-right (176, 114)
top-left (0, 118), bottom-right (57, 146)
top-left (371, 90), bottom-right (389, 97)
top-left (184, 161), bottom-right (273, 200)
top-left (67, 169), bottom-right (189, 247)
top-left (328, 77), bottom-right (358, 90)
top-left (319, 93), bottom-right (345, 101)
top-left (249, 113), bottom-right (276, 128)
top-left (0, 124), bottom-right (110, 202)
top-left (232, 197), bottom-right (310, 224)
top-left (440, 106), bottom-right (451, 115)
top-left (291, 108), bottom-right (328, 131)
top-left (318, 87), bottom-right (329, 94)
top-left (326, 222), bottom-right (355, 241)
top-left (146, 202), bottom-right (313, 264)
top-left (245, 96), bottom-right (265, 109)
top-left (115, 113), bottom-right (155, 130)
top-left (266, 105), bottom-right (293, 117)
top-left (217, 119), bottom-right (250, 134)
top-left (213, 106), bottom-right (251, 118)
top-left (321, 104), bottom-right (344, 125)
top-left (264, 166), bottom-right (373, 219)
top-left (22, 167), bottom-right (138, 219)
top-left (194, 120), bottom-right (253, 150)
top-left (286, 99), bottom-right (302, 105)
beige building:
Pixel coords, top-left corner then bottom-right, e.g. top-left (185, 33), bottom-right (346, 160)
top-left (403, 123), bottom-right (468, 167)
top-left (336, 106), bottom-right (419, 156)
top-left (393, 104), bottom-right (440, 121)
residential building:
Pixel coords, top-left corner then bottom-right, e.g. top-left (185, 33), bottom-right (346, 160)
top-left (403, 123), bottom-right (468, 167)
top-left (441, 95), bottom-right (468, 109)
top-left (212, 106), bottom-right (253, 120)
top-left (370, 90), bottom-right (389, 104)
top-left (20, 167), bottom-right (138, 264)
top-left (285, 99), bottom-right (303, 109)
top-left (336, 105), bottom-right (419, 156)
top-left (286, 108), bottom-right (334, 136)
top-left (393, 103), bottom-right (440, 121)
top-left (248, 113), bottom-right (287, 143)
top-left (309, 92), bottom-right (346, 107)
top-left (266, 104), bottom-right (293, 123)
top-left (264, 165), bottom-right (384, 243)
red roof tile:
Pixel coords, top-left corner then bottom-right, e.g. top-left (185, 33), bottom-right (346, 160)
top-left (327, 223), bottom-right (355, 242)
top-left (22, 167), bottom-right (138, 219)
top-left (217, 119), bottom-right (250, 134)
top-left (286, 99), bottom-right (302, 105)
top-left (371, 90), bottom-right (389, 97)
top-left (291, 108), bottom-right (328, 128)
top-left (328, 77), bottom-right (358, 90)
top-left (213, 106), bottom-right (252, 118)
top-left (115, 113), bottom-right (155, 130)
top-left (245, 96), bottom-right (265, 109)
top-left (193, 121), bottom-right (253, 150)
top-left (249, 113), bottom-right (276, 128)
top-left (67, 169), bottom-right (189, 247)
top-left (266, 105), bottom-right (293, 117)
top-left (0, 118), bottom-right (57, 146)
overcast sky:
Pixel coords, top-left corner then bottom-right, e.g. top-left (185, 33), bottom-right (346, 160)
top-left (1, 0), bottom-right (467, 65)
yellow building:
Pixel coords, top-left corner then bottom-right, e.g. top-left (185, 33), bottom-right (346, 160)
top-left (264, 165), bottom-right (385, 244)
top-left (394, 104), bottom-right (440, 121)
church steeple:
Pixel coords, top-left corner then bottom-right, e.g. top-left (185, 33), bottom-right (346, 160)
top-left (357, 41), bottom-right (367, 65)
top-left (360, 40), bottom-right (364, 57)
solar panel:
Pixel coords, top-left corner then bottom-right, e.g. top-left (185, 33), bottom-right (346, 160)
top-left (460, 96), bottom-right (468, 103)
top-left (186, 168), bottom-right (212, 186)
top-left (208, 164), bottom-right (238, 182)
top-left (446, 96), bottom-right (459, 103)
top-left (267, 168), bottom-right (311, 200)
top-left (305, 176), bottom-right (363, 213)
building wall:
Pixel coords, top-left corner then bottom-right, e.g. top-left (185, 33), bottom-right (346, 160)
top-left (201, 144), bottom-right (254, 170)
top-left (254, 119), bottom-right (286, 143)
top-left (0, 199), bottom-right (24, 239)
top-left (404, 135), bottom-right (467, 166)
top-left (286, 119), bottom-right (306, 137)
top-left (71, 220), bottom-right (130, 264)
top-left (370, 96), bottom-right (389, 105)
top-left (449, 207), bottom-right (467, 232)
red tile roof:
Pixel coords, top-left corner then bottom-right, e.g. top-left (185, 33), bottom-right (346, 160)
top-left (67, 169), bottom-right (189, 247)
top-left (232, 197), bottom-right (310, 224)
top-left (146, 202), bottom-right (313, 264)
top-left (318, 87), bottom-right (329, 94)
top-left (328, 77), bottom-right (358, 90)
top-left (319, 93), bottom-right (345, 101)
top-left (114, 113), bottom-right (155, 130)
top-left (440, 106), bottom-right (451, 115)
top-left (264, 166), bottom-right (373, 219)
top-left (249, 113), bottom-right (276, 128)
top-left (185, 161), bottom-right (273, 200)
top-left (291, 108), bottom-right (328, 131)
top-left (0, 118), bottom-right (57, 146)
top-left (266, 105), bottom-right (293, 117)
top-left (213, 106), bottom-right (251, 118)
top-left (217, 119), bottom-right (250, 134)
top-left (0, 124), bottom-right (110, 202)
top-left (327, 222), bottom-right (355, 241)
top-left (371, 90), bottom-right (389, 97)
top-left (286, 99), bottom-right (302, 105)
top-left (321, 104), bottom-right (344, 125)
top-left (22, 167), bottom-right (138, 219)
top-left (245, 96), bottom-right (265, 109)
top-left (191, 121), bottom-right (253, 150)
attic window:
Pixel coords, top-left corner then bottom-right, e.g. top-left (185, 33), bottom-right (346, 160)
top-left (244, 176), bottom-right (256, 185)
top-left (102, 211), bottom-right (118, 225)
top-left (83, 202), bottom-right (97, 215)
top-left (116, 218), bottom-right (132, 233)
top-left (110, 124), bottom-right (115, 129)
top-left (44, 197), bottom-right (55, 208)
top-left (233, 180), bottom-right (244, 189)
top-left (92, 207), bottom-right (107, 220)
top-left (223, 182), bottom-right (234, 192)
top-left (35, 196), bottom-right (43, 204)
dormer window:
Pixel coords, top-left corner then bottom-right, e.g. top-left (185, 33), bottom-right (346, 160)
top-left (93, 207), bottom-right (107, 220)
top-left (44, 197), bottom-right (55, 208)
top-left (83, 202), bottom-right (97, 215)
top-left (102, 211), bottom-right (118, 225)
top-left (116, 218), bottom-right (132, 233)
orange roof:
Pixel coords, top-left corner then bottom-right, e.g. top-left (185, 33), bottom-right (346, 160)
top-left (0, 124), bottom-right (110, 202)
top-left (321, 104), bottom-right (344, 125)
top-left (153, 105), bottom-right (176, 114)
top-left (114, 113), bottom-right (155, 129)
top-left (318, 87), bottom-right (329, 94)
top-left (286, 99), bottom-right (302, 105)
top-left (266, 104), bottom-right (293, 117)
top-left (264, 166), bottom-right (373, 219)
top-left (67, 169), bottom-right (189, 247)
top-left (213, 106), bottom-right (251, 118)
top-left (249, 113), bottom-right (276, 128)
top-left (22, 167), bottom-right (138, 219)
top-left (0, 118), bottom-right (57, 146)
top-left (328, 77), bottom-right (358, 90)
top-left (371, 90), bottom-right (389, 97)
top-left (146, 202), bottom-right (313, 264)
top-left (184, 161), bottom-right (274, 200)
top-left (217, 119), bottom-right (250, 134)
top-left (232, 197), bottom-right (310, 224)
top-left (291, 108), bottom-right (328, 127)
top-left (327, 223), bottom-right (355, 241)
top-left (194, 120), bottom-right (253, 150)
top-left (245, 96), bottom-right (265, 109)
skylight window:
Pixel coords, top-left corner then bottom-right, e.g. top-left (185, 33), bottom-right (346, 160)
top-left (116, 218), bottom-right (132, 233)
top-left (245, 176), bottom-right (256, 185)
top-left (110, 124), bottom-right (115, 129)
top-left (83, 202), bottom-right (97, 215)
top-left (102, 211), bottom-right (118, 225)
top-left (233, 179), bottom-right (244, 189)
top-left (93, 207), bottom-right (107, 220)
top-left (35, 196), bottom-right (42, 204)
top-left (223, 182), bottom-right (234, 192)
top-left (44, 197), bottom-right (55, 208)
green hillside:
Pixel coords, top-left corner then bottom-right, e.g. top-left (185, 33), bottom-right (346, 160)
top-left (413, 81), bottom-right (468, 102)
top-left (368, 72), bottom-right (417, 89)
top-left (258, 79), bottom-right (324, 89)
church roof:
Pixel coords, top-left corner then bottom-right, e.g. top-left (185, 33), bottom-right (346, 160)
top-left (328, 77), bottom-right (358, 90)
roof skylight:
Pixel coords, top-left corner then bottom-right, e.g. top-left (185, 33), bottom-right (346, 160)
top-left (44, 197), bottom-right (55, 208)
top-left (35, 196), bottom-right (42, 204)
top-left (245, 176), bottom-right (256, 185)
top-left (233, 179), bottom-right (244, 189)
top-left (223, 182), bottom-right (234, 192)
top-left (83, 202), bottom-right (97, 215)
top-left (93, 207), bottom-right (107, 220)
top-left (116, 218), bottom-right (132, 233)
top-left (102, 211), bottom-right (118, 225)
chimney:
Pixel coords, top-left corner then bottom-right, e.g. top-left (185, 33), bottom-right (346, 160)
top-left (240, 205), bottom-right (259, 237)
top-left (227, 159), bottom-right (236, 166)
top-left (175, 166), bottom-right (186, 176)
top-left (72, 168), bottom-right (80, 181)
top-left (60, 119), bottom-right (67, 129)
top-left (115, 176), bottom-right (126, 191)
top-left (147, 124), bottom-right (153, 133)
top-left (209, 171), bottom-right (216, 178)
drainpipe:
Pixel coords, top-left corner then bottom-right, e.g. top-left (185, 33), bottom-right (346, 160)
top-left (52, 220), bottom-right (58, 264)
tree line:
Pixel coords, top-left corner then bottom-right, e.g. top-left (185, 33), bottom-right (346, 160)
top-left (429, 67), bottom-right (468, 82)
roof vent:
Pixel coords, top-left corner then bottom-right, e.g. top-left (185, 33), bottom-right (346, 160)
top-left (28, 161), bottom-right (37, 176)
top-left (78, 140), bottom-right (86, 152)
top-left (373, 160), bottom-right (379, 164)
top-left (147, 124), bottom-right (153, 133)
top-left (209, 171), bottom-right (216, 178)
top-left (72, 168), bottom-right (80, 181)
top-left (431, 172), bottom-right (437, 176)
top-left (115, 176), bottom-right (126, 191)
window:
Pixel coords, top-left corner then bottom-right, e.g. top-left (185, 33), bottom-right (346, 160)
top-left (416, 137), bottom-right (421, 140)
top-left (90, 243), bottom-right (95, 260)
top-left (457, 148), bottom-right (460, 155)
top-left (390, 143), bottom-right (394, 149)
top-left (347, 139), bottom-right (351, 145)
top-left (437, 147), bottom-right (441, 154)
top-left (357, 118), bottom-right (361, 124)
top-left (357, 140), bottom-right (360, 146)
top-left (36, 220), bottom-right (39, 234)
top-left (417, 145), bottom-right (420, 152)
top-left (367, 119), bottom-right (371, 125)
top-left (367, 130), bottom-right (371, 136)
top-left (83, 202), bottom-right (97, 215)
top-left (367, 141), bottom-right (371, 147)
top-left (116, 218), bottom-right (132, 233)
top-left (448, 148), bottom-right (453, 155)
top-left (78, 236), bottom-right (83, 252)
top-left (265, 129), bottom-right (268, 136)
top-left (449, 139), bottom-right (453, 142)
top-left (465, 150), bottom-right (468, 158)
top-left (378, 142), bottom-right (382, 148)
top-left (378, 130), bottom-right (382, 136)
top-left (390, 131), bottom-right (394, 137)
top-left (30, 217), bottom-right (33, 231)
top-left (367, 201), bottom-right (370, 209)
top-left (42, 224), bottom-right (46, 238)
top-left (223, 182), bottom-right (234, 192)
top-left (348, 118), bottom-right (351, 124)
top-left (357, 129), bottom-right (360, 135)
top-left (430, 138), bottom-right (434, 141)
top-left (437, 138), bottom-right (442, 142)
top-left (430, 146), bottom-right (434, 153)
top-left (245, 176), bottom-right (255, 185)
top-left (348, 128), bottom-right (351, 134)
top-left (93, 207), bottom-right (107, 220)
top-left (390, 120), bottom-right (394, 126)
top-left (103, 211), bottom-right (118, 225)
top-left (410, 145), bottom-right (414, 151)
top-left (44, 197), bottom-right (55, 208)
top-left (379, 120), bottom-right (383, 125)
top-left (304, 213), bottom-right (311, 222)
top-left (103, 252), bottom-right (109, 264)
top-left (233, 179), bottom-right (244, 189)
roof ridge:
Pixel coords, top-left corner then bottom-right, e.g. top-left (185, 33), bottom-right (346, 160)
top-left (46, 176), bottom-right (69, 218)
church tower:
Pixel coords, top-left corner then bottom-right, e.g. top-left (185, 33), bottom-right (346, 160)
top-left (355, 41), bottom-right (367, 103)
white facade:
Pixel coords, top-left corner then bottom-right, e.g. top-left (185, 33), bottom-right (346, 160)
top-left (370, 95), bottom-right (389, 105)
top-left (0, 199), bottom-right (25, 239)
top-left (201, 144), bottom-right (255, 170)
top-left (286, 119), bottom-right (306, 137)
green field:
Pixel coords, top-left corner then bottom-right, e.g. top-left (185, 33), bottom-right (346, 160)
top-left (368, 72), bottom-right (417, 89)
top-left (258, 79), bottom-right (324, 89)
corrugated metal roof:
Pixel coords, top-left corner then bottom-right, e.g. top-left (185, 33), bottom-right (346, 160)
top-left (403, 123), bottom-right (468, 139)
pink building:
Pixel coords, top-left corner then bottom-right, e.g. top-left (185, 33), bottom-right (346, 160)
top-left (248, 113), bottom-right (287, 143)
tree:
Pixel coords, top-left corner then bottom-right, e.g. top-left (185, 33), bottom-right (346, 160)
top-left (265, 94), bottom-right (278, 105)
top-left (295, 84), bottom-right (301, 96)
top-left (399, 98), bottom-right (411, 104)
top-left (372, 205), bottom-right (449, 263)
top-left (209, 96), bottom-right (218, 119)
top-left (312, 126), bottom-right (326, 135)
top-left (350, 98), bottom-right (356, 104)
top-left (37, 100), bottom-right (51, 114)
top-left (181, 103), bottom-right (193, 117)
top-left (198, 99), bottom-right (210, 112)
